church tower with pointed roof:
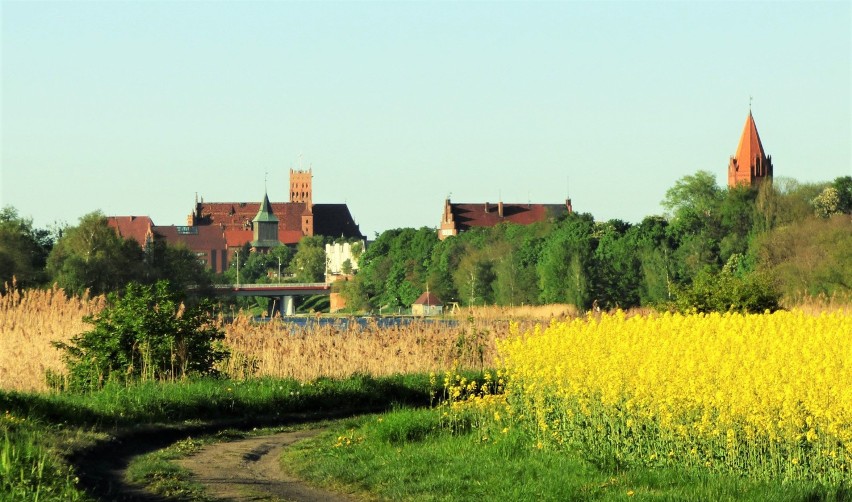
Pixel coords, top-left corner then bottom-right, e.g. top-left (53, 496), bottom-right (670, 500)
top-left (250, 192), bottom-right (281, 252)
top-left (728, 111), bottom-right (773, 188)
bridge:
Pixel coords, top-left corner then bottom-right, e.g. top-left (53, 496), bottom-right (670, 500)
top-left (210, 283), bottom-right (332, 316)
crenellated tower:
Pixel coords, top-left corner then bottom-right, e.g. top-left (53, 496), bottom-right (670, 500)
top-left (290, 168), bottom-right (314, 237)
top-left (290, 168), bottom-right (312, 205)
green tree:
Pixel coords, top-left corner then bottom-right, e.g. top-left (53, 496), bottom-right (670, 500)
top-left (46, 211), bottom-right (145, 295)
top-left (54, 280), bottom-right (226, 391)
top-left (663, 171), bottom-right (725, 283)
top-left (0, 206), bottom-right (53, 290)
top-left (593, 219), bottom-right (642, 309)
top-left (290, 236), bottom-right (327, 282)
top-left (537, 213), bottom-right (596, 308)
top-left (673, 257), bottom-right (780, 314)
top-left (356, 227), bottom-right (438, 309)
top-left (146, 241), bottom-right (214, 292)
top-left (754, 214), bottom-right (851, 300)
top-left (832, 176), bottom-right (852, 214)
top-left (718, 185), bottom-right (758, 262)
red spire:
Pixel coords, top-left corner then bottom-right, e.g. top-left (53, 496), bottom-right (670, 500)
top-left (728, 111), bottom-right (773, 187)
top-left (735, 112), bottom-right (766, 169)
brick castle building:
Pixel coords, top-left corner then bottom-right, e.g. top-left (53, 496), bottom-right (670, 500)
top-left (108, 168), bottom-right (363, 273)
top-left (439, 198), bottom-right (573, 240)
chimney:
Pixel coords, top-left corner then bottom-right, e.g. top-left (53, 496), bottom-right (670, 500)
top-left (498, 201), bottom-right (504, 218)
top-left (566, 198), bottom-right (573, 214)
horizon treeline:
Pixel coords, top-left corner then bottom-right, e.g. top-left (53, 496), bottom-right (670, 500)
top-left (339, 172), bottom-right (851, 312)
top-left (1, 171), bottom-right (850, 312)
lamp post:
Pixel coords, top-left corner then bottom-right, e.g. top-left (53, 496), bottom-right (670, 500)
top-left (235, 250), bottom-right (240, 286)
top-left (278, 256), bottom-right (282, 284)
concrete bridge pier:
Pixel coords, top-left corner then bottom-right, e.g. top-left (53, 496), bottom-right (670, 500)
top-left (267, 296), bottom-right (295, 318)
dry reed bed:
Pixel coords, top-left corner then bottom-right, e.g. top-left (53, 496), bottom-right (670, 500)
top-left (0, 286), bottom-right (105, 392)
top-left (0, 286), bottom-right (513, 391)
top-left (219, 315), bottom-right (506, 381)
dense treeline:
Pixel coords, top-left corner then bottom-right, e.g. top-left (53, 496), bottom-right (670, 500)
top-left (2, 173), bottom-right (850, 312)
top-left (338, 173), bottom-right (851, 312)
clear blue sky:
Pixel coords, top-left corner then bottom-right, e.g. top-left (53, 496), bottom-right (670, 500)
top-left (2, 1), bottom-right (850, 237)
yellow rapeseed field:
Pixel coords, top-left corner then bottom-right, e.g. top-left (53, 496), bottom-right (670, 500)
top-left (455, 310), bottom-right (852, 484)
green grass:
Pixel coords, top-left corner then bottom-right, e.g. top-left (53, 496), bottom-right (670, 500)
top-left (3, 374), bottom-right (849, 501)
top-left (1, 414), bottom-right (90, 501)
top-left (283, 407), bottom-right (849, 502)
top-left (0, 373), bottom-right (432, 500)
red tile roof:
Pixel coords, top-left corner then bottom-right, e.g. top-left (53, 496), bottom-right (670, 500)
top-left (152, 225), bottom-right (226, 250)
top-left (449, 202), bottom-right (569, 232)
top-left (413, 291), bottom-right (442, 306)
top-left (224, 229), bottom-right (253, 248)
top-left (191, 201), bottom-right (363, 241)
top-left (193, 202), bottom-right (308, 234)
top-left (107, 216), bottom-right (154, 246)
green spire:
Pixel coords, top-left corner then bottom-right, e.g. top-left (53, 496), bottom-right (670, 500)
top-left (253, 192), bottom-right (279, 223)
top-left (251, 192), bottom-right (280, 249)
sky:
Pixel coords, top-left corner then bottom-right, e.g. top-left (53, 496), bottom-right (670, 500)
top-left (2, 1), bottom-right (850, 238)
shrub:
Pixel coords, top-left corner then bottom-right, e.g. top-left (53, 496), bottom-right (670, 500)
top-left (54, 280), bottom-right (227, 391)
top-left (674, 261), bottom-right (780, 314)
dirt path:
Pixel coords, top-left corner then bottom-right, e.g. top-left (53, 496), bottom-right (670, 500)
top-left (177, 429), bottom-right (357, 502)
top-left (69, 411), bottom-right (380, 501)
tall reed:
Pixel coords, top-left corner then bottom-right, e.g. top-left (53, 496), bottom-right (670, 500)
top-left (0, 285), bottom-right (104, 392)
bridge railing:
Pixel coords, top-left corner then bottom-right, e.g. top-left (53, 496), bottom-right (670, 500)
top-left (211, 283), bottom-right (331, 290)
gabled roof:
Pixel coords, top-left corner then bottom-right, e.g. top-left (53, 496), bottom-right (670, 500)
top-left (193, 201), bottom-right (363, 240)
top-left (152, 225), bottom-right (226, 249)
top-left (107, 216), bottom-right (154, 245)
top-left (195, 201), bottom-right (307, 233)
top-left (312, 204), bottom-right (363, 239)
top-left (413, 291), bottom-right (442, 306)
top-left (449, 203), bottom-right (568, 232)
top-left (734, 111), bottom-right (767, 170)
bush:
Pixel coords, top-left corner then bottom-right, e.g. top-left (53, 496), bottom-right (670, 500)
top-left (674, 260), bottom-right (781, 314)
top-left (54, 280), bottom-right (227, 391)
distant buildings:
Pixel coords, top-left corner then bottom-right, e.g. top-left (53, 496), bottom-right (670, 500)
top-left (411, 290), bottom-right (443, 316)
top-left (107, 168), bottom-right (363, 273)
top-left (438, 198), bottom-right (573, 240)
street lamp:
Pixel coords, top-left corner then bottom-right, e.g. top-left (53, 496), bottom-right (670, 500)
top-left (235, 250), bottom-right (240, 286)
top-left (278, 256), bottom-right (282, 284)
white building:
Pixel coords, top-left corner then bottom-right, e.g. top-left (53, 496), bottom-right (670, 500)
top-left (325, 241), bottom-right (365, 276)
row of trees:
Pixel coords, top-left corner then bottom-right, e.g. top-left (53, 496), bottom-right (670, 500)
top-left (0, 210), bottom-right (338, 297)
top-left (1, 210), bottom-right (213, 295)
top-left (2, 173), bottom-right (849, 313)
top-left (338, 174), bottom-right (851, 312)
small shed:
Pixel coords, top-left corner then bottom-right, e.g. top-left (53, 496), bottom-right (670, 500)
top-left (412, 291), bottom-right (443, 317)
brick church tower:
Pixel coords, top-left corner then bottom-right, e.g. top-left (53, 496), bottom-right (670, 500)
top-left (728, 111), bottom-right (773, 188)
top-left (290, 168), bottom-right (314, 236)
